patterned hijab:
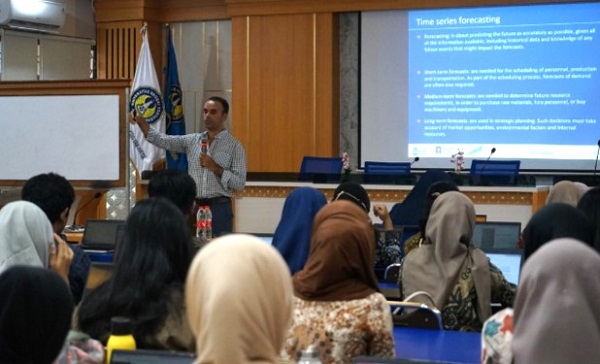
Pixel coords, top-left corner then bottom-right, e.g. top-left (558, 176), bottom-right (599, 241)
top-left (522, 203), bottom-right (594, 264)
top-left (186, 234), bottom-right (293, 364)
top-left (513, 238), bottom-right (600, 363)
top-left (0, 266), bottom-right (74, 364)
top-left (0, 201), bottom-right (53, 274)
top-left (293, 200), bottom-right (380, 301)
top-left (402, 191), bottom-right (491, 320)
top-left (272, 187), bottom-right (327, 274)
top-left (546, 180), bottom-right (585, 206)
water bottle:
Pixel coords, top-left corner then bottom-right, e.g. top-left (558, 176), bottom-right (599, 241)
top-left (106, 316), bottom-right (136, 363)
top-left (205, 206), bottom-right (213, 240)
top-left (297, 345), bottom-right (322, 364)
top-left (196, 205), bottom-right (206, 238)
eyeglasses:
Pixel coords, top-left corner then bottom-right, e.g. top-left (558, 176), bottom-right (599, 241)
top-left (333, 191), bottom-right (368, 212)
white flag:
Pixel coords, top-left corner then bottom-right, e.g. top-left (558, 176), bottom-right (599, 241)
top-left (129, 26), bottom-right (165, 173)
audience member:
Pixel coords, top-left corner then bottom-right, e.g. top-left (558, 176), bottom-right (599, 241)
top-left (186, 234), bottom-right (293, 364)
top-left (0, 201), bottom-right (73, 282)
top-left (545, 180), bottom-right (585, 206)
top-left (403, 180), bottom-right (459, 255)
top-left (284, 200), bottom-right (395, 363)
top-left (131, 96), bottom-right (247, 237)
top-left (577, 186), bottom-right (600, 249)
top-left (272, 187), bottom-right (327, 274)
top-left (389, 169), bottom-right (454, 226)
top-left (21, 172), bottom-right (91, 304)
top-left (332, 181), bottom-right (401, 275)
top-left (399, 192), bottom-right (515, 332)
top-left (0, 266), bottom-right (74, 364)
top-left (481, 203), bottom-right (595, 363)
top-left (76, 198), bottom-right (195, 351)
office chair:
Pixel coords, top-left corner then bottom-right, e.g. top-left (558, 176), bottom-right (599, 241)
top-left (387, 300), bottom-right (443, 330)
top-left (364, 161), bottom-right (412, 184)
top-left (299, 156), bottom-right (343, 183)
top-left (469, 159), bottom-right (521, 186)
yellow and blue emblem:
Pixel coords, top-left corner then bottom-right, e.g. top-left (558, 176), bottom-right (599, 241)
top-left (130, 87), bottom-right (164, 124)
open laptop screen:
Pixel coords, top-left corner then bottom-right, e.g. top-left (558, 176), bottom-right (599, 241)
top-left (81, 219), bottom-right (125, 251)
top-left (487, 253), bottom-right (521, 285)
top-left (473, 222), bottom-right (521, 252)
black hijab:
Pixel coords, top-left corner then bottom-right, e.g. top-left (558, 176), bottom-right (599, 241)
top-left (522, 203), bottom-right (595, 265)
top-left (0, 266), bottom-right (74, 363)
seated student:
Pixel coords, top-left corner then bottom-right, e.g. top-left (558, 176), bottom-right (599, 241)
top-left (578, 186), bottom-right (600, 250)
top-left (75, 198), bottom-right (195, 351)
top-left (403, 180), bottom-right (459, 256)
top-left (492, 239), bottom-right (600, 363)
top-left (21, 172), bottom-right (91, 304)
top-left (481, 203), bottom-right (595, 363)
top-left (398, 192), bottom-right (515, 332)
top-left (185, 234), bottom-right (293, 364)
top-left (0, 201), bottom-right (73, 282)
top-left (332, 182), bottom-right (401, 274)
top-left (0, 266), bottom-right (74, 364)
top-left (283, 200), bottom-right (395, 364)
top-left (272, 187), bottom-right (327, 274)
top-left (545, 180), bottom-right (586, 206)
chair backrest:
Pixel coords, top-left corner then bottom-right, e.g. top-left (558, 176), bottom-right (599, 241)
top-left (299, 156), bottom-right (343, 182)
top-left (387, 300), bottom-right (443, 330)
top-left (469, 159), bottom-right (520, 186)
top-left (364, 161), bottom-right (412, 184)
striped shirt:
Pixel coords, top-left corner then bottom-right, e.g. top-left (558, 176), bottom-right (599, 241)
top-left (147, 128), bottom-right (246, 198)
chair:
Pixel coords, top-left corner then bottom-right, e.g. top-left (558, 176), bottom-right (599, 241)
top-left (299, 156), bottom-right (343, 183)
top-left (384, 262), bottom-right (402, 283)
top-left (469, 159), bottom-right (521, 186)
top-left (364, 161), bottom-right (412, 184)
top-left (387, 300), bottom-right (443, 329)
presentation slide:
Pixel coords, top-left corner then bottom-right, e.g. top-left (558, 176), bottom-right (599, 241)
top-left (361, 2), bottom-right (600, 171)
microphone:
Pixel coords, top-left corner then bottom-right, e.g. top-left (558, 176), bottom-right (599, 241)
top-left (410, 156), bottom-right (420, 165)
top-left (594, 139), bottom-right (600, 183)
top-left (200, 133), bottom-right (208, 154)
top-left (70, 192), bottom-right (102, 227)
top-left (480, 147), bottom-right (496, 173)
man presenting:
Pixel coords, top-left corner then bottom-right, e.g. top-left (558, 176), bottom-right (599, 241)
top-left (131, 96), bottom-right (246, 237)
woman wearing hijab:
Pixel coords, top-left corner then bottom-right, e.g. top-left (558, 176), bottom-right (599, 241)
top-left (399, 192), bottom-right (515, 332)
top-left (0, 201), bottom-right (72, 282)
top-left (513, 239), bottom-right (600, 363)
top-left (186, 234), bottom-right (293, 364)
top-left (0, 266), bottom-right (74, 364)
top-left (272, 187), bottom-right (327, 274)
top-left (284, 200), bottom-right (395, 364)
top-left (545, 180), bottom-right (586, 206)
top-left (76, 198), bottom-right (195, 351)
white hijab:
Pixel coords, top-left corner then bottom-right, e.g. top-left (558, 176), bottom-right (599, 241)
top-left (513, 238), bottom-right (600, 363)
top-left (185, 234), bottom-right (293, 364)
top-left (0, 201), bottom-right (53, 273)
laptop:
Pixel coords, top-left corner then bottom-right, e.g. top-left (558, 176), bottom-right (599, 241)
top-left (487, 252), bottom-right (521, 285)
top-left (80, 219), bottom-right (126, 251)
top-left (110, 349), bottom-right (195, 364)
top-left (472, 221), bottom-right (522, 252)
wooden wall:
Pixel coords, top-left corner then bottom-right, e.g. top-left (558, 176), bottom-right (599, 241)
top-left (93, 0), bottom-right (585, 172)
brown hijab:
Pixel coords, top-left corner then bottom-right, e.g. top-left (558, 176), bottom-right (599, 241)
top-left (293, 200), bottom-right (380, 301)
top-left (402, 191), bottom-right (491, 320)
top-left (546, 180), bottom-right (585, 206)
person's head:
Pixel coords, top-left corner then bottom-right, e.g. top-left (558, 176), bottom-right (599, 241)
top-left (148, 169), bottom-right (197, 217)
top-left (293, 200), bottom-right (379, 301)
top-left (272, 187), bottom-right (327, 274)
top-left (0, 266), bottom-right (74, 363)
top-left (21, 172), bottom-right (75, 234)
top-left (332, 181), bottom-right (370, 213)
top-left (577, 186), bottom-right (600, 249)
top-left (203, 96), bottom-right (229, 132)
top-left (522, 203), bottom-right (594, 265)
top-left (546, 180), bottom-right (585, 206)
top-left (425, 191), bottom-right (475, 247)
top-left (0, 201), bottom-right (54, 273)
top-left (186, 234), bottom-right (293, 363)
top-left (419, 181), bottom-right (459, 236)
top-left (513, 238), bottom-right (600, 363)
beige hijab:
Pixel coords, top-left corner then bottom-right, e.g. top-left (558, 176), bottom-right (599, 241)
top-left (513, 238), bottom-right (600, 363)
top-left (402, 191), bottom-right (491, 320)
top-left (0, 201), bottom-right (53, 273)
top-left (185, 234), bottom-right (293, 364)
top-left (546, 180), bottom-right (585, 206)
